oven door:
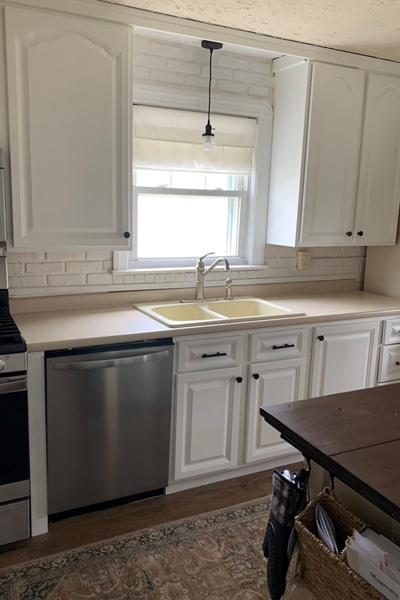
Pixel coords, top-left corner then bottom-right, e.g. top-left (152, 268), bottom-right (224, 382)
top-left (0, 375), bottom-right (29, 491)
top-left (0, 374), bottom-right (30, 545)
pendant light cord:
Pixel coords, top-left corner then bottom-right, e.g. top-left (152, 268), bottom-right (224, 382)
top-left (207, 49), bottom-right (213, 127)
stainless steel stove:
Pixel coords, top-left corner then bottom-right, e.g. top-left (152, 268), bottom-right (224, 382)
top-left (0, 289), bottom-right (29, 546)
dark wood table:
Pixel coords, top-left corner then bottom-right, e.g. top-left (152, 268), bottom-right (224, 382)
top-left (260, 383), bottom-right (400, 521)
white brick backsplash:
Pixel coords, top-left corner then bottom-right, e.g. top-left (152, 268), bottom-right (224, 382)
top-left (150, 43), bottom-right (184, 60)
top-left (25, 262), bottom-right (64, 274)
top-left (264, 258), bottom-right (279, 267)
top-left (133, 53), bottom-right (167, 70)
top-left (249, 84), bottom-right (273, 97)
top-left (85, 251), bottom-right (112, 260)
top-left (133, 66), bottom-right (150, 80)
top-left (65, 261), bottom-right (103, 274)
top-left (182, 46), bottom-right (209, 65)
top-left (184, 75), bottom-right (209, 88)
top-left (48, 274), bottom-right (86, 286)
top-left (9, 276), bottom-right (47, 288)
top-left (217, 80), bottom-right (247, 94)
top-left (8, 252), bottom-right (45, 263)
top-left (250, 61), bottom-right (272, 75)
top-left (201, 65), bottom-right (232, 80)
top-left (217, 55), bottom-right (248, 70)
top-left (278, 257), bottom-right (298, 268)
top-left (168, 60), bottom-right (200, 75)
top-left (8, 263), bottom-right (23, 275)
top-left (132, 38), bottom-right (150, 54)
top-left (234, 70), bottom-right (264, 85)
top-left (46, 252), bottom-right (85, 260)
top-left (87, 274), bottom-right (113, 285)
top-left (151, 70), bottom-right (185, 85)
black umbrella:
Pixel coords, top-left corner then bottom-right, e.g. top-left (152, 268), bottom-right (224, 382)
top-left (263, 467), bottom-right (310, 600)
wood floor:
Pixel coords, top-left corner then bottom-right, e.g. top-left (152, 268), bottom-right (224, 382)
top-left (0, 463), bottom-right (301, 570)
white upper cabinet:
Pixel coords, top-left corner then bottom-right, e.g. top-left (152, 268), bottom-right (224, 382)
top-left (267, 59), bottom-right (400, 247)
top-left (353, 74), bottom-right (400, 245)
top-left (300, 63), bottom-right (365, 246)
top-left (5, 6), bottom-right (132, 250)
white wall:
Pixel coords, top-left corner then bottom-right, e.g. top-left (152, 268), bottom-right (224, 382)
top-left (6, 30), bottom-right (366, 296)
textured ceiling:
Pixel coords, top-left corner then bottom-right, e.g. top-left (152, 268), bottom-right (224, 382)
top-left (100, 0), bottom-right (400, 62)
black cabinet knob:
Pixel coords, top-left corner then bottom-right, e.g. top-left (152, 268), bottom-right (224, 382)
top-left (253, 373), bottom-right (260, 380)
top-left (124, 232), bottom-right (131, 239)
top-left (236, 376), bottom-right (243, 383)
top-left (357, 231), bottom-right (364, 237)
top-left (346, 231), bottom-right (352, 237)
top-left (317, 335), bottom-right (324, 341)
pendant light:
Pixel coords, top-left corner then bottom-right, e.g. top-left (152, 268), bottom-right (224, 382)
top-left (201, 40), bottom-right (223, 152)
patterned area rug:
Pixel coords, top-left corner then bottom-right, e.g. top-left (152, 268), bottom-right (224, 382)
top-left (0, 498), bottom-right (273, 600)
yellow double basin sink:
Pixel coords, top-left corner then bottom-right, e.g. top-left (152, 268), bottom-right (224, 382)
top-left (135, 297), bottom-right (305, 328)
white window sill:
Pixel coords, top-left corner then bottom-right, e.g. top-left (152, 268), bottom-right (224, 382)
top-left (112, 264), bottom-right (268, 275)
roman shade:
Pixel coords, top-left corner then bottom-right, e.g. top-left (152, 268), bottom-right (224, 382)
top-left (133, 106), bottom-right (257, 174)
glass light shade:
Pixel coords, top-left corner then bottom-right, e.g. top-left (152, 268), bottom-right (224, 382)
top-left (202, 135), bottom-right (215, 152)
top-left (194, 143), bottom-right (225, 171)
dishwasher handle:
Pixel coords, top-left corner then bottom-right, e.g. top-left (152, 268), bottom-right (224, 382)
top-left (53, 350), bottom-right (170, 371)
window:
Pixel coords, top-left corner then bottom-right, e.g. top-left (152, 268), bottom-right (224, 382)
top-left (134, 169), bottom-right (248, 265)
top-left (115, 99), bottom-right (272, 272)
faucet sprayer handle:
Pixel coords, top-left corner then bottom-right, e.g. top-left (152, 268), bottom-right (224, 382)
top-left (198, 252), bottom-right (215, 264)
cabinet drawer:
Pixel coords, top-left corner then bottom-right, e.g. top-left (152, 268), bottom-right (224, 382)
top-left (250, 328), bottom-right (309, 363)
top-left (383, 319), bottom-right (400, 345)
top-left (176, 336), bottom-right (243, 372)
top-left (379, 345), bottom-right (400, 382)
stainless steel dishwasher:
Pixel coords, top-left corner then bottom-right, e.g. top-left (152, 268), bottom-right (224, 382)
top-left (45, 339), bottom-right (173, 516)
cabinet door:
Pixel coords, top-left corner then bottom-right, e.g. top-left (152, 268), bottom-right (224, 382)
top-left (300, 63), bottom-right (365, 246)
top-left (310, 321), bottom-right (380, 397)
top-left (353, 74), bottom-right (400, 245)
top-left (173, 367), bottom-right (244, 480)
top-left (245, 358), bottom-right (307, 463)
top-left (5, 6), bottom-right (132, 249)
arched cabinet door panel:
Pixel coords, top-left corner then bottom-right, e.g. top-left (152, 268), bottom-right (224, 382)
top-left (354, 74), bottom-right (400, 246)
top-left (300, 62), bottom-right (365, 246)
top-left (5, 6), bottom-right (132, 249)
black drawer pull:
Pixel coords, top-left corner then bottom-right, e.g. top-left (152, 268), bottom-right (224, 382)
top-left (236, 376), bottom-right (243, 383)
top-left (253, 373), bottom-right (260, 380)
top-left (272, 343), bottom-right (295, 350)
top-left (201, 352), bottom-right (227, 359)
top-left (317, 335), bottom-right (324, 341)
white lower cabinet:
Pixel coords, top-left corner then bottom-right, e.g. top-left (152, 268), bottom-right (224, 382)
top-left (245, 358), bottom-right (308, 463)
top-left (173, 366), bottom-right (245, 480)
top-left (172, 318), bottom-right (382, 486)
top-left (310, 321), bottom-right (380, 397)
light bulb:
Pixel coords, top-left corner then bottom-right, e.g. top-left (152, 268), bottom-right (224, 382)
top-left (202, 135), bottom-right (215, 152)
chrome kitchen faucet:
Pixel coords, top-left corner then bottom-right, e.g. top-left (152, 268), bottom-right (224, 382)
top-left (194, 252), bottom-right (230, 301)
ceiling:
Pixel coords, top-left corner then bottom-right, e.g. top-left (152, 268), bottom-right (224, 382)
top-left (99, 0), bottom-right (400, 63)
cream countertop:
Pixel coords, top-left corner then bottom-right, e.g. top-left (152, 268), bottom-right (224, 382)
top-left (13, 290), bottom-right (400, 352)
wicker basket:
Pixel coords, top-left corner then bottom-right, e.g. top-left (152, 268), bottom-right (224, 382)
top-left (295, 488), bottom-right (386, 600)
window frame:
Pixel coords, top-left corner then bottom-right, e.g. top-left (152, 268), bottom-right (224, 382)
top-left (114, 84), bottom-right (273, 272)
